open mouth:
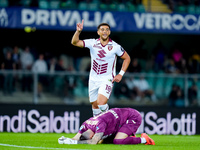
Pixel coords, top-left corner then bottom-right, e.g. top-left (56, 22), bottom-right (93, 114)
top-left (103, 34), bottom-right (107, 37)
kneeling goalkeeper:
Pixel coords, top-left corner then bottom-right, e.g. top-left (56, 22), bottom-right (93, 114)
top-left (58, 108), bottom-right (155, 145)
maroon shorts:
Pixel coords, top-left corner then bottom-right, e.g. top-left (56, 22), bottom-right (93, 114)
top-left (117, 113), bottom-right (142, 136)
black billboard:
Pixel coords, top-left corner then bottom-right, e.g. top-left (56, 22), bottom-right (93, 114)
top-left (0, 104), bottom-right (198, 135)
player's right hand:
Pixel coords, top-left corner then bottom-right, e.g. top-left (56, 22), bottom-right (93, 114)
top-left (77, 19), bottom-right (84, 32)
top-left (112, 74), bottom-right (122, 83)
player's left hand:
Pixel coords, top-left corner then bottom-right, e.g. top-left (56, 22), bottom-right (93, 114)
top-left (112, 74), bottom-right (122, 83)
top-left (58, 136), bottom-right (77, 144)
top-left (64, 138), bottom-right (78, 144)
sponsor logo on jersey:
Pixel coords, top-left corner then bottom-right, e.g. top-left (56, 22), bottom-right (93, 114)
top-left (96, 58), bottom-right (106, 62)
top-left (93, 44), bottom-right (102, 49)
top-left (97, 50), bottom-right (106, 58)
top-left (86, 120), bottom-right (99, 125)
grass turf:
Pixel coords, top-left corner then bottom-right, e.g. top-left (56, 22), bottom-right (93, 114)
top-left (0, 133), bottom-right (199, 150)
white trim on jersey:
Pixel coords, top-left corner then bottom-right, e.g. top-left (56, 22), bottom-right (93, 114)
top-left (84, 38), bottom-right (125, 81)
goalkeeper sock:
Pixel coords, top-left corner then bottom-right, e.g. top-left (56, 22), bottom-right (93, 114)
top-left (92, 108), bottom-right (101, 117)
top-left (113, 137), bottom-right (141, 145)
top-left (98, 104), bottom-right (109, 112)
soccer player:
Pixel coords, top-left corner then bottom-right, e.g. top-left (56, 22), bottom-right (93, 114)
top-left (71, 20), bottom-right (131, 116)
top-left (58, 108), bottom-right (155, 145)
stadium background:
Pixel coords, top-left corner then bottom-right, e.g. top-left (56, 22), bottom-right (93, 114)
top-left (0, 0), bottom-right (200, 135)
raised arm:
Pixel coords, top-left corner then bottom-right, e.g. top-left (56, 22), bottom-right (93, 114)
top-left (112, 51), bottom-right (131, 83)
top-left (71, 19), bottom-right (84, 48)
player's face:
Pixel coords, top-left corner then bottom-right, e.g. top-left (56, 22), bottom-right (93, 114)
top-left (97, 25), bottom-right (110, 41)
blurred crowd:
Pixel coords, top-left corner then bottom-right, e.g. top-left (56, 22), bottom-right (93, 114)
top-left (115, 39), bottom-right (200, 107)
top-left (1, 0), bottom-right (199, 106)
top-left (2, 0), bottom-right (142, 7)
top-left (2, 0), bottom-right (200, 14)
top-left (127, 40), bottom-right (200, 74)
top-left (0, 45), bottom-right (79, 100)
top-left (0, 41), bottom-right (199, 107)
top-left (0, 0), bottom-right (144, 13)
top-left (163, 0), bottom-right (200, 12)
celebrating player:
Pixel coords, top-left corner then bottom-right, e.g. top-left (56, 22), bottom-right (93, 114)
top-left (58, 108), bottom-right (155, 145)
top-left (71, 20), bottom-right (131, 116)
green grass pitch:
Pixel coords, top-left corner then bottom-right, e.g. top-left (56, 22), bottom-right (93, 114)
top-left (0, 132), bottom-right (200, 150)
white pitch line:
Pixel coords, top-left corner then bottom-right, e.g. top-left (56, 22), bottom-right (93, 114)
top-left (0, 143), bottom-right (90, 150)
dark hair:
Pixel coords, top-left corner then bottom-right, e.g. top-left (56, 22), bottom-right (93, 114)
top-left (97, 23), bottom-right (110, 30)
top-left (80, 135), bottom-right (87, 140)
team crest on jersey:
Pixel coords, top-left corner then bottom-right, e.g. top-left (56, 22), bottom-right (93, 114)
top-left (108, 45), bottom-right (113, 51)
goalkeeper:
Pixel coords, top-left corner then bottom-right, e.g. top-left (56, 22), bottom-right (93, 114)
top-left (58, 108), bottom-right (155, 145)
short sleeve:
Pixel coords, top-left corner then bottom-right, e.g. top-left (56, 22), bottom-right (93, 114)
top-left (116, 45), bottom-right (125, 57)
top-left (95, 121), bottom-right (107, 133)
top-left (78, 123), bottom-right (88, 134)
top-left (83, 39), bottom-right (95, 49)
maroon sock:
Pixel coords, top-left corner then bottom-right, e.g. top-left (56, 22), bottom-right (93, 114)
top-left (113, 137), bottom-right (141, 145)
